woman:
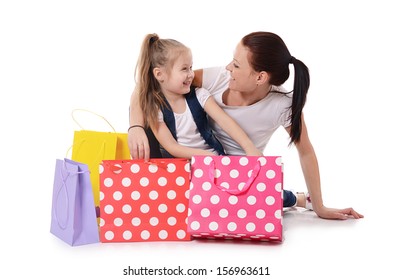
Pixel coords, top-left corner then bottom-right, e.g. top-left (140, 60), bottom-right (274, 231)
top-left (128, 31), bottom-right (363, 220)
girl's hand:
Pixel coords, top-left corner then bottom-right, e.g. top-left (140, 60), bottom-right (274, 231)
top-left (128, 126), bottom-right (150, 161)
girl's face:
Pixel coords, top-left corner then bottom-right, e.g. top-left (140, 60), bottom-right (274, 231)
top-left (161, 49), bottom-right (194, 96)
top-left (225, 42), bottom-right (260, 93)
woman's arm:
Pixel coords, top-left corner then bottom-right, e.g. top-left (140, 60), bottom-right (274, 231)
top-left (204, 97), bottom-right (262, 156)
top-left (152, 121), bottom-right (215, 159)
top-left (287, 114), bottom-right (364, 219)
top-left (192, 69), bottom-right (203, 88)
top-left (128, 88), bottom-right (150, 161)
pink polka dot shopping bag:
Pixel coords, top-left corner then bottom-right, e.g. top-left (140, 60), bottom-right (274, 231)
top-left (187, 156), bottom-right (283, 242)
top-left (99, 159), bottom-right (191, 242)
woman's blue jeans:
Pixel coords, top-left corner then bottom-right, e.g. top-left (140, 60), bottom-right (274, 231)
top-left (283, 189), bottom-right (296, 207)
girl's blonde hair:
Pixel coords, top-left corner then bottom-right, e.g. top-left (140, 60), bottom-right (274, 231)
top-left (135, 33), bottom-right (190, 128)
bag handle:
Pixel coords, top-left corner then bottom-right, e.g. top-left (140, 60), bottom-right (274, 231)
top-left (107, 159), bottom-right (188, 173)
top-left (209, 160), bottom-right (261, 195)
top-left (53, 160), bottom-right (89, 229)
top-left (67, 109), bottom-right (113, 158)
top-left (53, 162), bottom-right (70, 229)
top-left (71, 108), bottom-right (117, 132)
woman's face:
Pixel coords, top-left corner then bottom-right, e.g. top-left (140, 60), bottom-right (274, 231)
top-left (225, 42), bottom-right (259, 93)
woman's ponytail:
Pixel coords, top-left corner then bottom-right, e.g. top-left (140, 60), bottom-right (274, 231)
top-left (289, 57), bottom-right (310, 144)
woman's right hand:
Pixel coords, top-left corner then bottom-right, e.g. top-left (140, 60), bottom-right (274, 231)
top-left (128, 126), bottom-right (150, 161)
top-left (314, 205), bottom-right (364, 220)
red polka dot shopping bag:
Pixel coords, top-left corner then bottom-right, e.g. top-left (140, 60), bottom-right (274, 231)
top-left (187, 156), bottom-right (283, 242)
top-left (99, 159), bottom-right (191, 242)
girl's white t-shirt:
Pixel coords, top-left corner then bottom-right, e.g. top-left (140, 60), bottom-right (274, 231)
top-left (158, 88), bottom-right (216, 153)
top-left (202, 66), bottom-right (292, 155)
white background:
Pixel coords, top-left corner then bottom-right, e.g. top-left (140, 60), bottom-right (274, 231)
top-left (1, 0), bottom-right (392, 279)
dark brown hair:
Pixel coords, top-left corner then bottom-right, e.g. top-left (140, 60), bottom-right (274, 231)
top-left (242, 31), bottom-right (310, 144)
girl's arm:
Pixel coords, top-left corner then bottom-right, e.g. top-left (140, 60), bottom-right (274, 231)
top-left (287, 114), bottom-right (364, 219)
top-left (152, 121), bottom-right (215, 159)
top-left (203, 96), bottom-right (262, 156)
top-left (128, 88), bottom-right (150, 161)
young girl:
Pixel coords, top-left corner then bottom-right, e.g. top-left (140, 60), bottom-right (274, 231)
top-left (131, 33), bottom-right (261, 159)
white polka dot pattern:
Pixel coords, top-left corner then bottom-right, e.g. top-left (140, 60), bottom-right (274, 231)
top-left (99, 159), bottom-right (191, 242)
top-left (187, 156), bottom-right (283, 242)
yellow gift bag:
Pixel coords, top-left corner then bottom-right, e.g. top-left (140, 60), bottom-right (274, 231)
top-left (70, 109), bottom-right (130, 210)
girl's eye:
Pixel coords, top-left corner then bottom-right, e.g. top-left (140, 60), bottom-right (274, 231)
top-left (233, 62), bottom-right (239, 68)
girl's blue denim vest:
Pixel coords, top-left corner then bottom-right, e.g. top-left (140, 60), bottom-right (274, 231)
top-left (159, 87), bottom-right (225, 158)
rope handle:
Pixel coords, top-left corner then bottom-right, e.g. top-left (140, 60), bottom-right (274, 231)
top-left (53, 160), bottom-right (89, 229)
top-left (208, 160), bottom-right (262, 195)
top-left (68, 108), bottom-right (114, 158)
top-left (71, 108), bottom-right (117, 132)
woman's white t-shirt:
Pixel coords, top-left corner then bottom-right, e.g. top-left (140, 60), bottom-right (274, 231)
top-left (158, 88), bottom-right (216, 153)
top-left (202, 66), bottom-right (292, 155)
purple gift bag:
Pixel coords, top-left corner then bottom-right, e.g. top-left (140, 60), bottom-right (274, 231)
top-left (50, 158), bottom-right (100, 246)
